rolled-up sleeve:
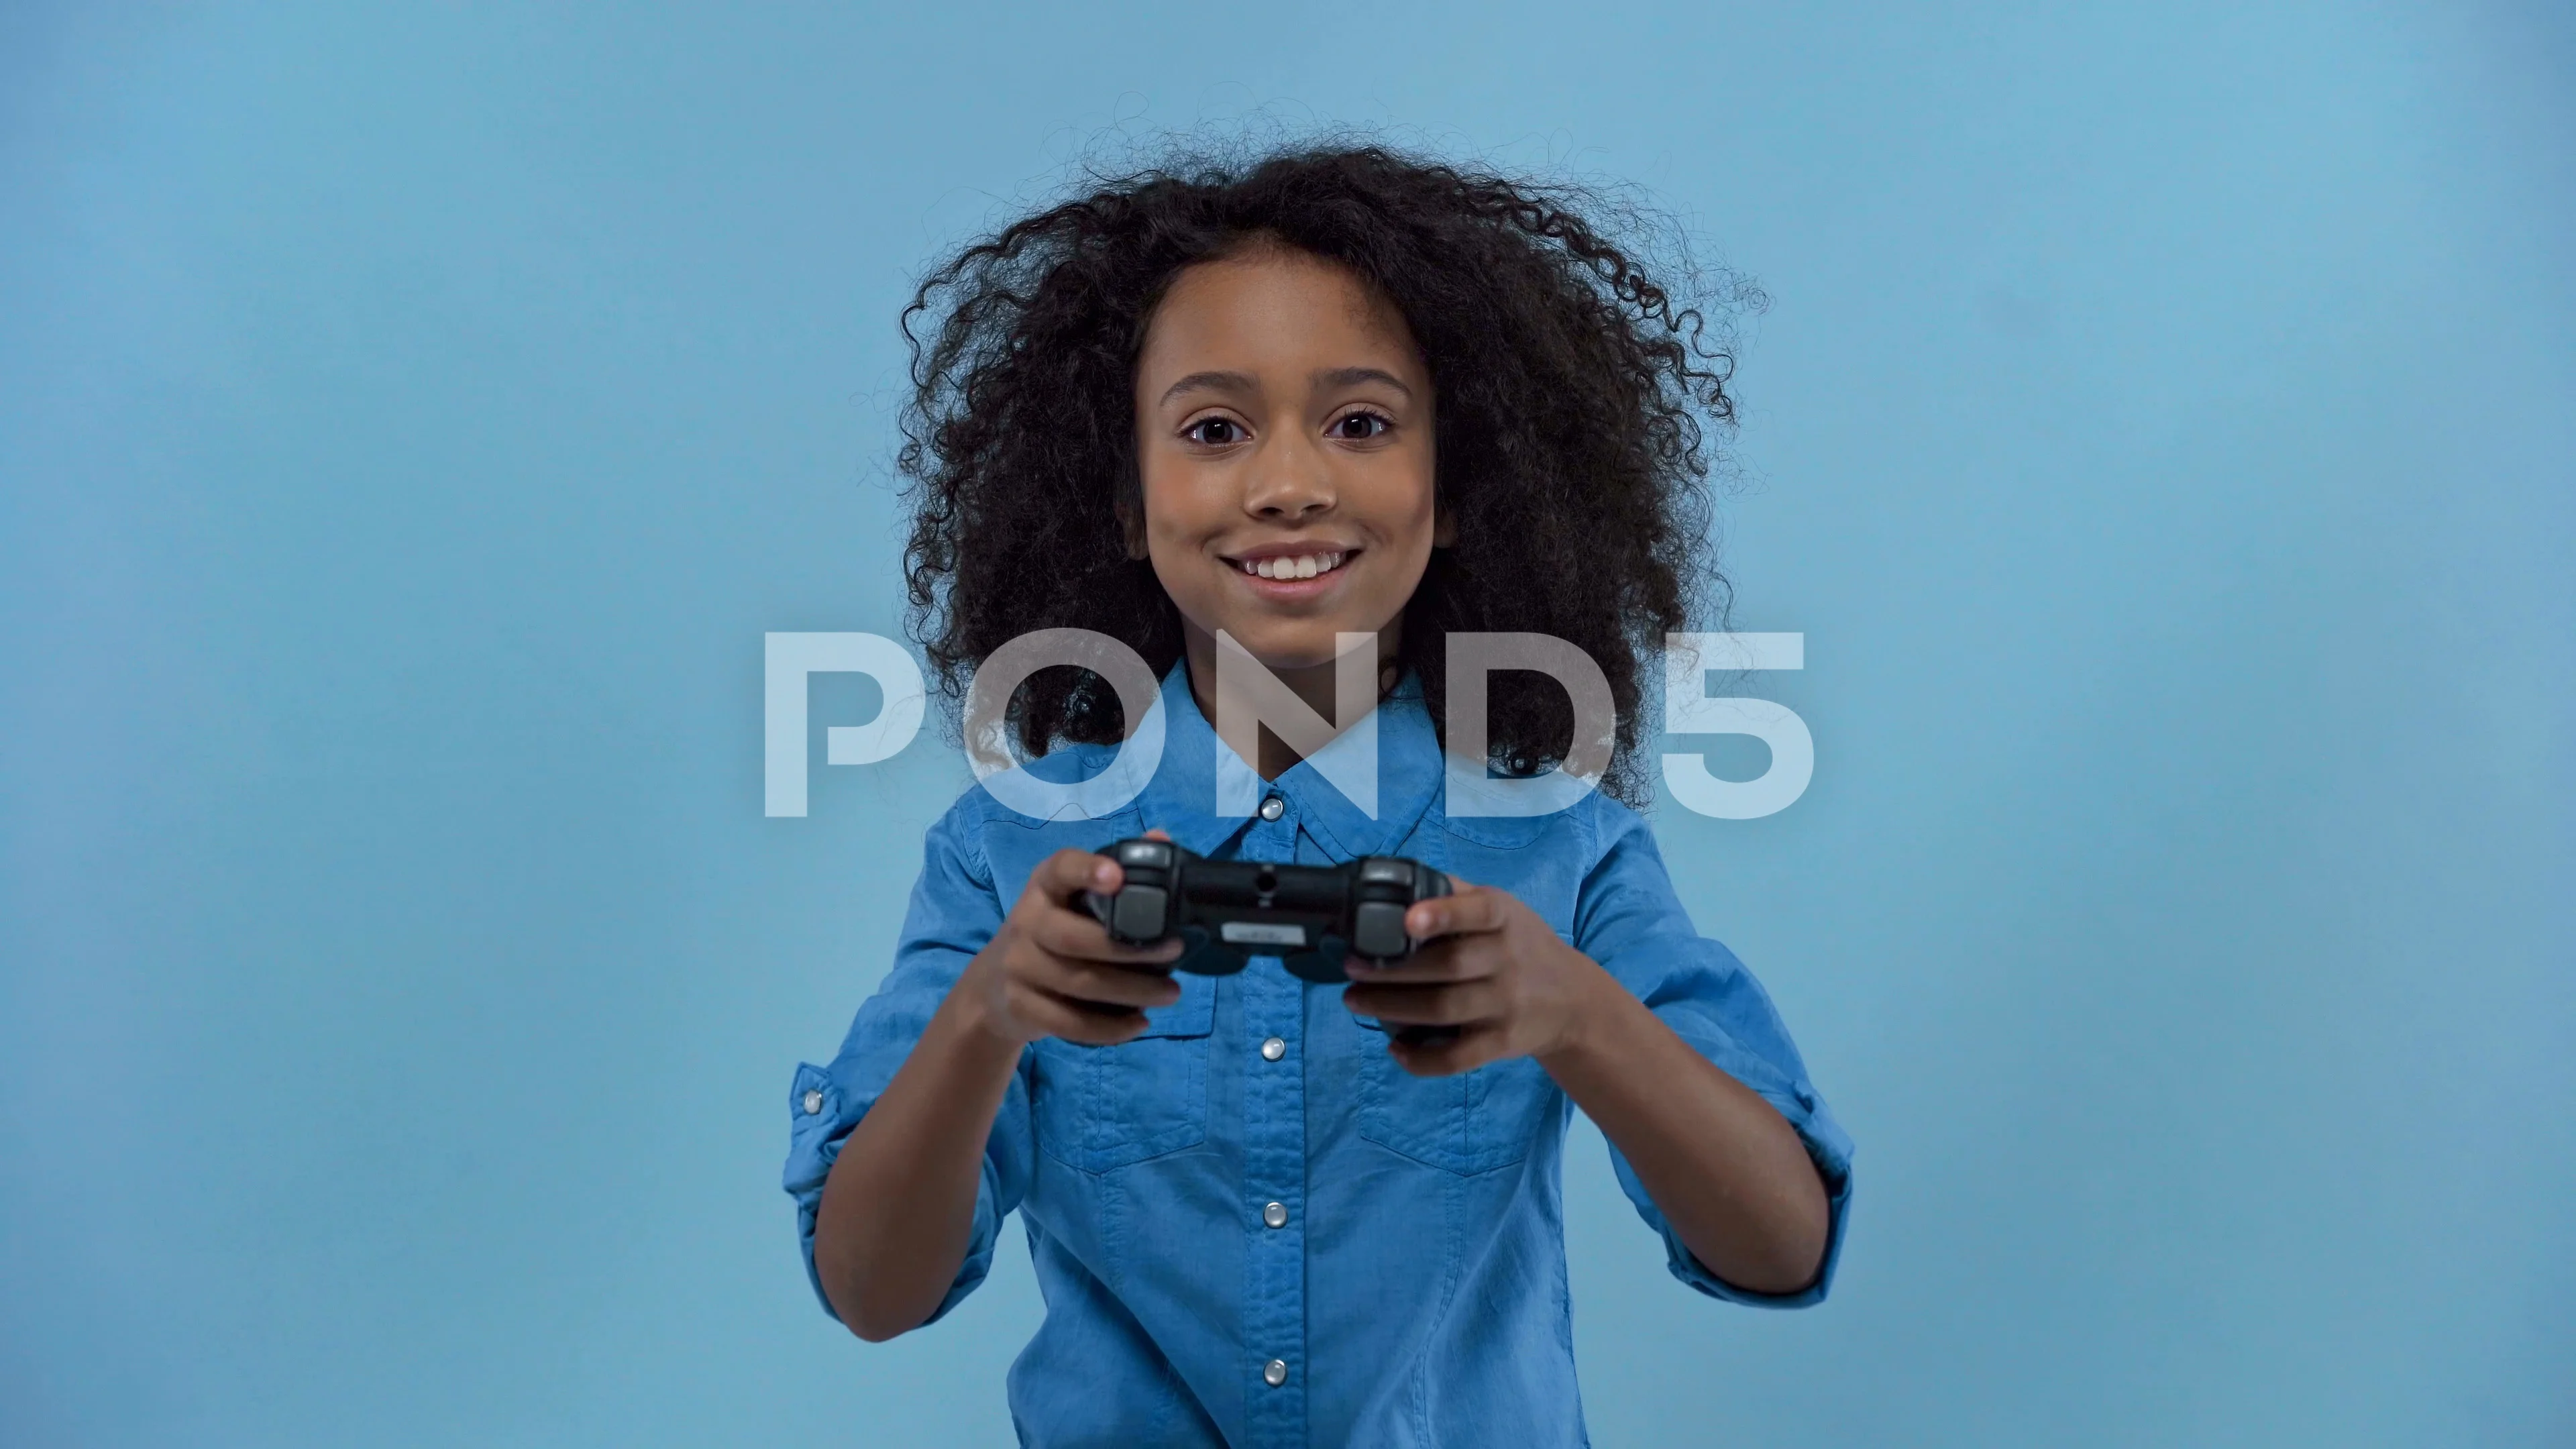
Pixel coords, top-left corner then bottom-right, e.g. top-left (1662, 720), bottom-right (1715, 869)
top-left (782, 802), bottom-right (1034, 1326)
top-left (1572, 809), bottom-right (1855, 1308)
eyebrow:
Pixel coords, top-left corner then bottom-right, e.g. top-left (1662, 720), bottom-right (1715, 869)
top-left (1313, 366), bottom-right (1415, 399)
top-left (1155, 366), bottom-right (1419, 408)
top-left (1157, 370), bottom-right (1258, 407)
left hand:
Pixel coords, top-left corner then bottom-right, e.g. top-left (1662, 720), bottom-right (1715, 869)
top-left (1341, 878), bottom-right (1613, 1076)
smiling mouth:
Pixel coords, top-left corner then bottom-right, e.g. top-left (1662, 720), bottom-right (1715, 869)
top-left (1231, 549), bottom-right (1352, 582)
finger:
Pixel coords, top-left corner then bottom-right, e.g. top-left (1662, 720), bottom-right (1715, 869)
top-left (1342, 937), bottom-right (1492, 985)
top-left (1343, 980), bottom-right (1504, 1028)
top-left (1405, 884), bottom-right (1510, 941)
top-left (1387, 1023), bottom-right (1509, 1077)
top-left (1143, 828), bottom-right (1173, 841)
top-left (1011, 983), bottom-right (1152, 1046)
top-left (1032, 847), bottom-right (1122, 908)
top-left (1025, 955), bottom-right (1186, 1011)
top-left (1028, 904), bottom-right (1187, 966)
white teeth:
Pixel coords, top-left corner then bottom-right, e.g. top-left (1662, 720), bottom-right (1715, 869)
top-left (1239, 551), bottom-right (1347, 580)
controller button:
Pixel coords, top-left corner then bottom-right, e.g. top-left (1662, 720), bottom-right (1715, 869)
top-left (1111, 885), bottom-right (1169, 941)
top-left (1356, 857), bottom-right (1409, 885)
top-left (1352, 900), bottom-right (1410, 959)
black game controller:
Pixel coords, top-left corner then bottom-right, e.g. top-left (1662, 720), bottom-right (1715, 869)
top-left (1083, 837), bottom-right (1451, 983)
top-left (1082, 838), bottom-right (1459, 1045)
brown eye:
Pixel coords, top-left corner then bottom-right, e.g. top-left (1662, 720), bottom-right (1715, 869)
top-left (1331, 411), bottom-right (1390, 441)
top-left (1185, 417), bottom-right (1243, 445)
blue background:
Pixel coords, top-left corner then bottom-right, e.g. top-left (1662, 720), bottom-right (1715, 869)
top-left (3, 4), bottom-right (2570, 1444)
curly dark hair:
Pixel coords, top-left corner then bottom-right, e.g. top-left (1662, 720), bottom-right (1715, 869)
top-left (898, 142), bottom-right (1751, 805)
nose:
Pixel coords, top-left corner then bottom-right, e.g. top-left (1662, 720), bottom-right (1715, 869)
top-left (1242, 436), bottom-right (1336, 523)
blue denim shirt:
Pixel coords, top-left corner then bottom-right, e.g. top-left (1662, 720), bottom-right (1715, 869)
top-left (785, 665), bottom-right (1853, 1448)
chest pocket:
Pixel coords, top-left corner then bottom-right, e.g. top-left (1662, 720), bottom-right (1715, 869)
top-left (1031, 971), bottom-right (1218, 1173)
top-left (1356, 817), bottom-right (1578, 1175)
top-left (1359, 1053), bottom-right (1556, 1176)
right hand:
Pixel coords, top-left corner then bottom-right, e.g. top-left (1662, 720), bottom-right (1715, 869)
top-left (960, 837), bottom-right (1188, 1046)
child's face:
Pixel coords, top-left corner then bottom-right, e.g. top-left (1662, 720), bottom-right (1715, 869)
top-left (1131, 245), bottom-right (1445, 676)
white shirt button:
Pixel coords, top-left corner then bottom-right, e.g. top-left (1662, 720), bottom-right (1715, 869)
top-left (801, 1089), bottom-right (824, 1116)
top-left (1263, 1358), bottom-right (1289, 1387)
top-left (1263, 1201), bottom-right (1288, 1229)
top-left (1260, 1036), bottom-right (1287, 1061)
top-left (1258, 794), bottom-right (1285, 822)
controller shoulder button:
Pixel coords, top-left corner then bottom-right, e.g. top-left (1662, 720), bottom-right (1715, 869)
top-left (1354, 857), bottom-right (1413, 887)
top-left (1115, 839), bottom-right (1175, 869)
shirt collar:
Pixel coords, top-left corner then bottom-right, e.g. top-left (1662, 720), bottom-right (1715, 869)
top-left (1132, 660), bottom-right (1444, 861)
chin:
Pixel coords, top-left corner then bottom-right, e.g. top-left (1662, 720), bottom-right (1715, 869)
top-left (1213, 611), bottom-right (1368, 662)
top-left (1232, 635), bottom-right (1350, 671)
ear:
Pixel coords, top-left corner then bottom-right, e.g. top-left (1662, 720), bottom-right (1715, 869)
top-left (1432, 496), bottom-right (1457, 548)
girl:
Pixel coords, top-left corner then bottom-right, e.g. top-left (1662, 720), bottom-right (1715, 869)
top-left (786, 145), bottom-right (1851, 1448)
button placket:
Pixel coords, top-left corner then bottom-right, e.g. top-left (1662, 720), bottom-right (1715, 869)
top-left (1236, 820), bottom-right (1306, 1444)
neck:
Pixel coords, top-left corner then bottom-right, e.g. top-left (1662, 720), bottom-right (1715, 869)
top-left (1181, 622), bottom-right (1403, 780)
